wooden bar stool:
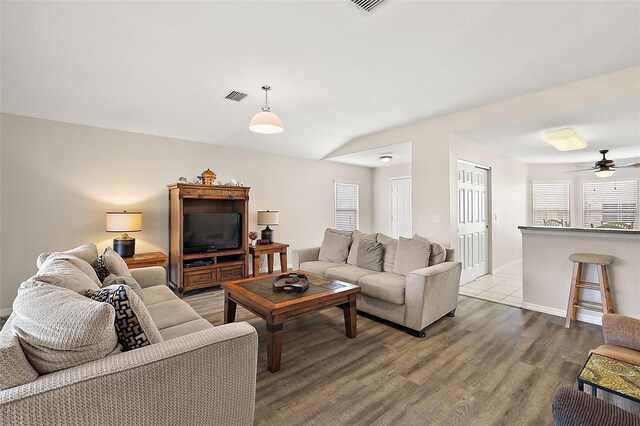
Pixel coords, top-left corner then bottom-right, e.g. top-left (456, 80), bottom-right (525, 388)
top-left (565, 253), bottom-right (615, 328)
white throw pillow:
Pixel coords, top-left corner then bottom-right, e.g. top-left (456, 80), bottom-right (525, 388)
top-left (12, 283), bottom-right (120, 374)
top-left (393, 237), bottom-right (431, 276)
top-left (40, 252), bottom-right (101, 286)
top-left (102, 247), bottom-right (132, 277)
top-left (31, 257), bottom-right (101, 294)
top-left (36, 242), bottom-right (99, 269)
top-left (318, 229), bottom-right (352, 263)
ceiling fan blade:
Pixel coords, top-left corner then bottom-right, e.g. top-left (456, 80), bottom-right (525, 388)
top-left (565, 168), bottom-right (595, 173)
top-left (612, 162), bottom-right (640, 168)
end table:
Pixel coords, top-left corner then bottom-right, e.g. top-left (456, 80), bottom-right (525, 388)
top-left (249, 243), bottom-right (289, 277)
top-left (123, 252), bottom-right (169, 269)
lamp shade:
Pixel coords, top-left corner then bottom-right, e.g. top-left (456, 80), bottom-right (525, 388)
top-left (257, 210), bottom-right (279, 226)
top-left (106, 211), bottom-right (142, 232)
top-left (249, 111), bottom-right (283, 134)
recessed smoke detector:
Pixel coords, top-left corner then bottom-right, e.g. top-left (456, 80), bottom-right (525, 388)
top-left (349, 0), bottom-right (385, 12)
top-left (225, 91), bottom-right (248, 102)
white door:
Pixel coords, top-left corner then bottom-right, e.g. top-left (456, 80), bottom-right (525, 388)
top-left (457, 161), bottom-right (489, 284)
top-left (391, 177), bottom-right (412, 238)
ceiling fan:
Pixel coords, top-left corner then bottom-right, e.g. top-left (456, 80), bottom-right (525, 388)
top-left (567, 150), bottom-right (640, 178)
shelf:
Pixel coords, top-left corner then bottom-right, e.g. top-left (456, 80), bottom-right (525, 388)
top-left (183, 249), bottom-right (246, 260)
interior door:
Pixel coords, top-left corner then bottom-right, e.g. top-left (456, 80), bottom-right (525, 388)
top-left (457, 161), bottom-right (489, 284)
top-left (391, 177), bottom-right (412, 238)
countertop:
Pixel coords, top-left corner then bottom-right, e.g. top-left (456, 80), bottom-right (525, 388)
top-left (518, 226), bottom-right (640, 236)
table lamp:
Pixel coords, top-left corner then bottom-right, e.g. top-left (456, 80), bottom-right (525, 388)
top-left (257, 210), bottom-right (279, 244)
top-left (106, 211), bottom-right (142, 257)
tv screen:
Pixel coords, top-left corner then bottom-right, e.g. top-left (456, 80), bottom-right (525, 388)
top-left (183, 213), bottom-right (241, 252)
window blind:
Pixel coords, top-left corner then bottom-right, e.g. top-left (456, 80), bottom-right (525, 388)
top-left (335, 183), bottom-right (359, 231)
top-left (583, 180), bottom-right (638, 228)
top-left (532, 181), bottom-right (570, 225)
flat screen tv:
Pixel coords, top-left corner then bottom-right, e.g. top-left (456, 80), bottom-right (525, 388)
top-left (183, 213), bottom-right (241, 253)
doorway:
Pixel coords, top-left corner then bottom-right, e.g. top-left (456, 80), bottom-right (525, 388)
top-left (391, 177), bottom-right (412, 238)
top-left (457, 160), bottom-right (490, 284)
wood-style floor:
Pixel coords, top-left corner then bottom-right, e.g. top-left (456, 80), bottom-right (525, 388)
top-left (185, 288), bottom-right (604, 425)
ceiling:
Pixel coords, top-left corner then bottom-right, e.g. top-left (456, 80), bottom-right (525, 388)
top-left (327, 141), bottom-right (411, 168)
top-left (2, 1), bottom-right (640, 162)
top-left (458, 97), bottom-right (640, 164)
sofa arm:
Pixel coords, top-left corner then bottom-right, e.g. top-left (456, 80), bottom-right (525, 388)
top-left (130, 266), bottom-right (166, 288)
top-left (292, 247), bottom-right (320, 269)
top-left (602, 314), bottom-right (640, 352)
top-left (552, 388), bottom-right (640, 425)
top-left (0, 323), bottom-right (258, 426)
top-left (404, 261), bottom-right (462, 332)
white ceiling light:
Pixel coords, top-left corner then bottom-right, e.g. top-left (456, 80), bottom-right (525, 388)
top-left (594, 167), bottom-right (615, 178)
top-left (379, 154), bottom-right (393, 163)
top-left (542, 127), bottom-right (588, 151)
top-left (249, 85), bottom-right (283, 134)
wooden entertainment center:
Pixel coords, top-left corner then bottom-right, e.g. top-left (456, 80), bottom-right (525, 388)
top-left (168, 183), bottom-right (250, 297)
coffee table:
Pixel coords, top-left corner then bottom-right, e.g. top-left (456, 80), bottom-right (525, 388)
top-left (577, 352), bottom-right (640, 403)
top-left (221, 271), bottom-right (360, 372)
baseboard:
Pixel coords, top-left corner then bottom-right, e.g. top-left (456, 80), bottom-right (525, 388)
top-left (0, 308), bottom-right (12, 318)
top-left (521, 302), bottom-right (602, 326)
top-left (492, 259), bottom-right (522, 275)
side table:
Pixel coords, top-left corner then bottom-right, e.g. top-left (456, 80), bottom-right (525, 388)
top-left (577, 352), bottom-right (640, 403)
top-left (249, 243), bottom-right (289, 277)
top-left (123, 252), bottom-right (169, 269)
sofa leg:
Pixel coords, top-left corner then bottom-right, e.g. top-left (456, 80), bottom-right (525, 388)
top-left (407, 327), bottom-right (427, 338)
top-left (446, 309), bottom-right (456, 317)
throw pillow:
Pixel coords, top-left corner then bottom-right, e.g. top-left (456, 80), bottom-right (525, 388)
top-left (102, 247), bottom-right (132, 277)
top-left (103, 274), bottom-right (145, 302)
top-left (347, 231), bottom-right (378, 265)
top-left (86, 284), bottom-right (162, 351)
top-left (414, 234), bottom-right (447, 266)
top-left (12, 283), bottom-right (120, 374)
top-left (318, 229), bottom-right (352, 263)
top-left (0, 314), bottom-right (39, 391)
top-left (31, 257), bottom-right (101, 294)
top-left (93, 254), bottom-right (111, 283)
top-left (36, 242), bottom-right (99, 269)
top-left (38, 252), bottom-right (102, 287)
top-left (376, 233), bottom-right (399, 272)
top-left (356, 239), bottom-right (384, 272)
top-left (393, 237), bottom-right (431, 276)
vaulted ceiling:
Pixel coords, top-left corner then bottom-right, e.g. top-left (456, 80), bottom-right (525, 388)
top-left (2, 1), bottom-right (639, 161)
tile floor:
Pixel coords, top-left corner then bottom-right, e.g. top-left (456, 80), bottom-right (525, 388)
top-left (459, 261), bottom-right (523, 307)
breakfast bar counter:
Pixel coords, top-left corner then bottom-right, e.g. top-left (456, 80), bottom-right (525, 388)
top-left (518, 226), bottom-right (640, 325)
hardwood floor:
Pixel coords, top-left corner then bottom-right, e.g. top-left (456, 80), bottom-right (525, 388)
top-left (185, 288), bottom-right (604, 425)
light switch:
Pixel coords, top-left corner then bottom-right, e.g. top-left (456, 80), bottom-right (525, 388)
top-left (433, 215), bottom-right (441, 223)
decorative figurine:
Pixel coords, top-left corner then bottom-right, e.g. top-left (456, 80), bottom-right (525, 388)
top-left (201, 169), bottom-right (216, 185)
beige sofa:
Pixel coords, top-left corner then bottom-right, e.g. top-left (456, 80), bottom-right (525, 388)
top-left (0, 246), bottom-right (258, 426)
top-left (293, 230), bottom-right (462, 337)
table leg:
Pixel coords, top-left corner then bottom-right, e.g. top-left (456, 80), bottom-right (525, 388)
top-left (342, 295), bottom-right (357, 338)
top-left (591, 386), bottom-right (597, 397)
top-left (578, 382), bottom-right (584, 392)
top-left (223, 291), bottom-right (237, 324)
top-left (266, 320), bottom-right (284, 372)
top-left (267, 253), bottom-right (274, 274)
top-left (252, 254), bottom-right (260, 277)
top-left (280, 251), bottom-right (288, 273)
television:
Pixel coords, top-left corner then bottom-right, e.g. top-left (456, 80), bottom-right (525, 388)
top-left (183, 213), bottom-right (241, 253)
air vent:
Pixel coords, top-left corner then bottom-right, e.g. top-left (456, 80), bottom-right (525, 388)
top-left (225, 91), bottom-right (248, 102)
top-left (350, 0), bottom-right (384, 12)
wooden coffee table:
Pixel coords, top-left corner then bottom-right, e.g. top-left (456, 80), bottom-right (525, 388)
top-left (222, 271), bottom-right (360, 372)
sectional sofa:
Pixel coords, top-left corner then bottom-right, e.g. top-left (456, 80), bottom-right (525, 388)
top-left (293, 229), bottom-right (462, 337)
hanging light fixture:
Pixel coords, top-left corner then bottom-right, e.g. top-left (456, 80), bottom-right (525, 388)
top-left (249, 85), bottom-right (283, 134)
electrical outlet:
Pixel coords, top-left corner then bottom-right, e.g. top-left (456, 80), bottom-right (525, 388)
top-left (433, 215), bottom-right (441, 223)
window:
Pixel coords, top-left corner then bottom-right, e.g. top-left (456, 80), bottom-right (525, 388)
top-left (335, 182), bottom-right (359, 231)
top-left (583, 180), bottom-right (638, 228)
top-left (531, 181), bottom-right (570, 226)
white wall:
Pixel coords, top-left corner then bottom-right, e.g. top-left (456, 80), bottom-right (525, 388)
top-left (372, 163), bottom-right (411, 234)
top-left (450, 135), bottom-right (527, 270)
top-left (0, 114), bottom-right (373, 312)
top-left (527, 163), bottom-right (640, 227)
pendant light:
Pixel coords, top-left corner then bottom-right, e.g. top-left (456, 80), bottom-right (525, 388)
top-left (249, 85), bottom-right (283, 134)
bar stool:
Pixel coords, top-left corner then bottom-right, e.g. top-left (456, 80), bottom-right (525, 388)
top-left (565, 253), bottom-right (615, 328)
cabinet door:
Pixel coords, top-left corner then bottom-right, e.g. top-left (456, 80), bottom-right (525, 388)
top-left (218, 265), bottom-right (245, 281)
top-left (183, 270), bottom-right (217, 289)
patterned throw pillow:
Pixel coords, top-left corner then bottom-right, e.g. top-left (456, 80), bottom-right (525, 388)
top-left (93, 255), bottom-right (111, 283)
top-left (86, 285), bottom-right (162, 351)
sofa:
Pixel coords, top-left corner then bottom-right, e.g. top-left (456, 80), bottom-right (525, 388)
top-left (0, 243), bottom-right (258, 426)
top-left (293, 229), bottom-right (462, 337)
top-left (552, 388), bottom-right (640, 425)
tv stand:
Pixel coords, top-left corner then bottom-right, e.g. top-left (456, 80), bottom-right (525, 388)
top-left (168, 184), bottom-right (250, 297)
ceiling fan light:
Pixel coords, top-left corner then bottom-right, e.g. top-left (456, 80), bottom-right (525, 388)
top-left (542, 128), bottom-right (588, 151)
top-left (595, 168), bottom-right (615, 178)
top-left (249, 111), bottom-right (283, 134)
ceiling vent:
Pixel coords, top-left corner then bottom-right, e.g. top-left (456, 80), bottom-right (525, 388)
top-left (225, 91), bottom-right (248, 102)
top-left (349, 0), bottom-right (384, 12)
